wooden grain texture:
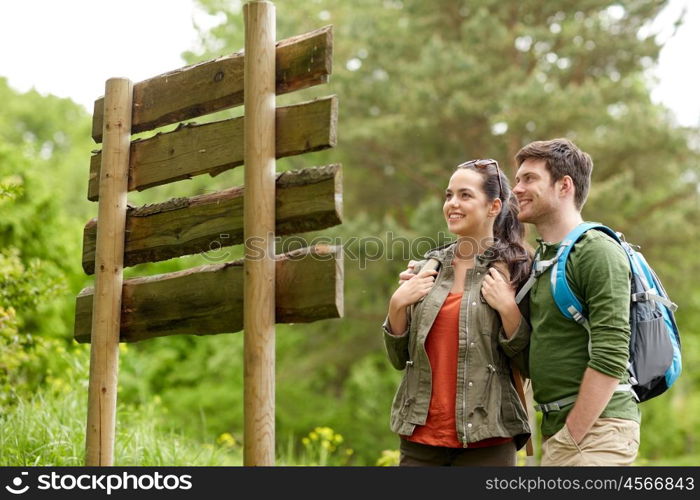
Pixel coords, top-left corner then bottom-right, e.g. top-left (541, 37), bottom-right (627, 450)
top-left (91, 25), bottom-right (332, 143)
top-left (85, 78), bottom-right (133, 467)
top-left (82, 165), bottom-right (342, 274)
top-left (243, 0), bottom-right (277, 467)
top-left (73, 245), bottom-right (344, 343)
top-left (87, 96), bottom-right (337, 201)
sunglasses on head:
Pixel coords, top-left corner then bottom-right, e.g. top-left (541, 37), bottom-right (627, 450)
top-left (457, 159), bottom-right (503, 198)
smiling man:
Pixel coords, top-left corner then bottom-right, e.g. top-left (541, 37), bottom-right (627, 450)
top-left (508, 138), bottom-right (640, 466)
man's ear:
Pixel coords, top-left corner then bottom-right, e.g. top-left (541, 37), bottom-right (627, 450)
top-left (559, 175), bottom-right (575, 198)
top-left (489, 197), bottom-right (503, 218)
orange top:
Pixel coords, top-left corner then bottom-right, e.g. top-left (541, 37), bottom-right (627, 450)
top-left (407, 292), bottom-right (513, 449)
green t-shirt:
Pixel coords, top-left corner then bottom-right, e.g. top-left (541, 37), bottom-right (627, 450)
top-left (529, 228), bottom-right (641, 437)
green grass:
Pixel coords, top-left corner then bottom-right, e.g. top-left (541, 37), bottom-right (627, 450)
top-left (0, 385), bottom-right (364, 466)
top-left (636, 455), bottom-right (700, 466)
top-left (3, 382), bottom-right (694, 467)
top-left (0, 388), bottom-right (242, 466)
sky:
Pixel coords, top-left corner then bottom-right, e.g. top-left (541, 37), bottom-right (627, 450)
top-left (0, 0), bottom-right (699, 127)
top-left (0, 0), bottom-right (214, 113)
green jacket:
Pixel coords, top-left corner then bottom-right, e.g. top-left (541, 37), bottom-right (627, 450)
top-left (383, 242), bottom-right (531, 449)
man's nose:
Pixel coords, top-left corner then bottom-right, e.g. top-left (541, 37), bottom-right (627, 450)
top-left (512, 182), bottom-right (524, 195)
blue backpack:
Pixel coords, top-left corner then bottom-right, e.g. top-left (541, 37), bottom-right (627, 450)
top-left (517, 222), bottom-right (682, 404)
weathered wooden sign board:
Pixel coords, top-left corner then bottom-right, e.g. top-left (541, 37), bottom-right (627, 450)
top-left (74, 1), bottom-right (342, 466)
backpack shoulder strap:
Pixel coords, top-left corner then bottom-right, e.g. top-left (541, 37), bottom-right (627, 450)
top-left (515, 246), bottom-right (558, 304)
top-left (550, 222), bottom-right (621, 325)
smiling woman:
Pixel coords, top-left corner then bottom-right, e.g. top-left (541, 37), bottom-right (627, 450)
top-left (381, 159), bottom-right (533, 466)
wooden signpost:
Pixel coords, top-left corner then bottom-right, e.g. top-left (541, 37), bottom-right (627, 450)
top-left (75, 0), bottom-right (342, 466)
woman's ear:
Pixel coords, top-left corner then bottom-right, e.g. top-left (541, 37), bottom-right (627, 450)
top-left (488, 197), bottom-right (502, 218)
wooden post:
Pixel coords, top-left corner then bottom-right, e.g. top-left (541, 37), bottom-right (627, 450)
top-left (85, 78), bottom-right (133, 466)
top-left (243, 0), bottom-right (276, 466)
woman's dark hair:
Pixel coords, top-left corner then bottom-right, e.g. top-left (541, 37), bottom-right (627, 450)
top-left (456, 161), bottom-right (532, 290)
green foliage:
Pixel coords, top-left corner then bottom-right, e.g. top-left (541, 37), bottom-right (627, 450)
top-left (0, 304), bottom-right (78, 411)
top-left (0, 224), bottom-right (68, 411)
top-left (375, 449), bottom-right (400, 467)
top-left (0, 79), bottom-right (94, 343)
top-left (0, 176), bottom-right (22, 201)
top-left (0, 248), bottom-right (64, 311)
top-left (638, 333), bottom-right (700, 460)
top-left (1, 0), bottom-right (699, 466)
top-left (118, 334), bottom-right (245, 443)
top-left (0, 80), bottom-right (100, 453)
top-left (0, 351), bottom-right (242, 466)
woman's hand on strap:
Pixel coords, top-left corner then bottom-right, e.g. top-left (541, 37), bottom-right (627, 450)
top-left (397, 260), bottom-right (418, 284)
top-left (481, 267), bottom-right (516, 313)
top-left (390, 268), bottom-right (438, 309)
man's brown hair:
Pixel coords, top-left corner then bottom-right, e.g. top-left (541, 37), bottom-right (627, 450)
top-left (515, 138), bottom-right (593, 210)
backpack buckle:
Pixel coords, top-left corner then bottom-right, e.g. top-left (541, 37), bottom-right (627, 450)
top-left (534, 395), bottom-right (578, 413)
top-left (566, 305), bottom-right (587, 325)
top-left (538, 402), bottom-right (561, 412)
top-left (632, 292), bottom-right (650, 303)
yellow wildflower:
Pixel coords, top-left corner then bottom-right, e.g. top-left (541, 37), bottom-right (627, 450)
top-left (216, 432), bottom-right (237, 448)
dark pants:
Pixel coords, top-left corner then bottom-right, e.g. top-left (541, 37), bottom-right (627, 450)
top-left (399, 438), bottom-right (517, 466)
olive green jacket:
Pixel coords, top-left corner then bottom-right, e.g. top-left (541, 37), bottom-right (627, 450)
top-left (383, 243), bottom-right (531, 449)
